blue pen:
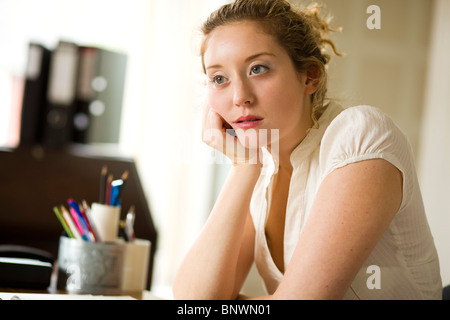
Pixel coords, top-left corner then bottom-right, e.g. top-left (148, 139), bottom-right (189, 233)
top-left (110, 180), bottom-right (123, 206)
top-left (68, 199), bottom-right (94, 242)
top-left (113, 171), bottom-right (128, 206)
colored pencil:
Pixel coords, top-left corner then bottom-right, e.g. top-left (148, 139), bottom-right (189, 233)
top-left (68, 198), bottom-right (97, 242)
top-left (105, 173), bottom-right (113, 205)
top-left (53, 206), bottom-right (74, 238)
top-left (99, 165), bottom-right (108, 204)
top-left (60, 205), bottom-right (82, 240)
top-left (82, 200), bottom-right (102, 242)
top-left (68, 205), bottom-right (89, 242)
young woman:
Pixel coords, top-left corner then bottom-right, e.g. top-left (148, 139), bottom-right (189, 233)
top-left (173, 0), bottom-right (442, 299)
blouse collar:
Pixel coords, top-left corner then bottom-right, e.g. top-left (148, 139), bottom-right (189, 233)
top-left (289, 102), bottom-right (343, 168)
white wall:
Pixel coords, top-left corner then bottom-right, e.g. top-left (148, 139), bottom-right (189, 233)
top-left (135, 0), bottom-right (228, 296)
top-left (418, 0), bottom-right (450, 286)
top-left (312, 0), bottom-right (432, 156)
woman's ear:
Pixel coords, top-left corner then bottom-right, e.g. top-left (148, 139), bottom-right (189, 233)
top-left (304, 66), bottom-right (320, 95)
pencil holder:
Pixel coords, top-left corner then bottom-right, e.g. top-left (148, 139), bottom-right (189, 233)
top-left (90, 202), bottom-right (121, 242)
top-left (121, 239), bottom-right (151, 293)
top-left (56, 236), bottom-right (125, 295)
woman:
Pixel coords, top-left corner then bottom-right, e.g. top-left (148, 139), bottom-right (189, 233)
top-left (173, 0), bottom-right (442, 299)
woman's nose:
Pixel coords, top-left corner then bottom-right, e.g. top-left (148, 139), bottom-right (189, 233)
top-left (233, 78), bottom-right (254, 107)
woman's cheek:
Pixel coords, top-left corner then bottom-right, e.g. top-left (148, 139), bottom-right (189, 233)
top-left (207, 90), bottom-right (220, 112)
top-left (207, 91), bottom-right (231, 125)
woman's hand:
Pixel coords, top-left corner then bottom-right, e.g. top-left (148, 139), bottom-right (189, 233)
top-left (202, 105), bottom-right (261, 166)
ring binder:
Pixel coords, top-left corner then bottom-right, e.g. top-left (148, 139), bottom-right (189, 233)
top-left (73, 46), bottom-right (127, 144)
top-left (19, 40), bottom-right (127, 147)
top-left (19, 43), bottom-right (51, 146)
top-left (42, 41), bottom-right (79, 147)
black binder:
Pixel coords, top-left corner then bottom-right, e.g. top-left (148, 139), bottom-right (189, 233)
top-left (42, 41), bottom-right (79, 147)
top-left (19, 43), bottom-right (51, 146)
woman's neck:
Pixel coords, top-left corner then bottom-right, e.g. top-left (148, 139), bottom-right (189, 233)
top-left (269, 111), bottom-right (313, 174)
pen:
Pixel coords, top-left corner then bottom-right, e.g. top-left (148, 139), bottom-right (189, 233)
top-left (113, 170), bottom-right (129, 206)
top-left (110, 179), bottom-right (123, 206)
top-left (120, 220), bottom-right (129, 242)
top-left (124, 205), bottom-right (136, 242)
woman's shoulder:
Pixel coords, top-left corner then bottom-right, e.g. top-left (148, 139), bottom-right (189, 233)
top-left (318, 104), bottom-right (416, 211)
top-left (331, 104), bottom-right (394, 126)
top-left (323, 104), bottom-right (407, 145)
top-left (319, 104), bottom-right (412, 173)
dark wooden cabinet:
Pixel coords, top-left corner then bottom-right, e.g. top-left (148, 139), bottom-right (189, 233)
top-left (0, 145), bottom-right (157, 290)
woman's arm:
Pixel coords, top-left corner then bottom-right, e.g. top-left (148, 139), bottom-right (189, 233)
top-left (270, 158), bottom-right (403, 299)
top-left (173, 106), bottom-right (261, 299)
top-left (173, 164), bottom-right (259, 299)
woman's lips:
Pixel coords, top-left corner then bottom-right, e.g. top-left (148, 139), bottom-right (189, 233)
top-left (233, 115), bottom-right (264, 129)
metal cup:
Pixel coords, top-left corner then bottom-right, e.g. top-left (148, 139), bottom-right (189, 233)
top-left (56, 236), bottom-right (125, 295)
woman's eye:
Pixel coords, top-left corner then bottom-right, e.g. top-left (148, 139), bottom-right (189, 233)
top-left (250, 65), bottom-right (268, 75)
top-left (213, 75), bottom-right (227, 85)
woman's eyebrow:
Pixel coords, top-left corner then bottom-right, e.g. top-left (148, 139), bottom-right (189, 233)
top-left (244, 52), bottom-right (276, 62)
top-left (206, 52), bottom-right (276, 71)
top-left (206, 64), bottom-right (222, 71)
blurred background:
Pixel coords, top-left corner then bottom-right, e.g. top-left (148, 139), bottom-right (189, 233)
top-left (0, 0), bottom-right (448, 297)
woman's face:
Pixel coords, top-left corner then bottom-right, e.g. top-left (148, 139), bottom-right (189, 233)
top-left (203, 21), bottom-right (314, 151)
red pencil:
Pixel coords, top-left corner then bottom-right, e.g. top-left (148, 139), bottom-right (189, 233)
top-left (105, 174), bottom-right (113, 205)
top-left (77, 200), bottom-right (98, 242)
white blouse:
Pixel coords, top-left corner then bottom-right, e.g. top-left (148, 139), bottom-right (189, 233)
top-left (250, 103), bottom-right (442, 299)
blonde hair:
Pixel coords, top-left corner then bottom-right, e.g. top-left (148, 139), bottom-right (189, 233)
top-left (201, 0), bottom-right (342, 128)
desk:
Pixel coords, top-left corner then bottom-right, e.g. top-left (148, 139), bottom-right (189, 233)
top-left (0, 287), bottom-right (162, 300)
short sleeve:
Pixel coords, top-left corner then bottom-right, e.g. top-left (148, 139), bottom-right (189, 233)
top-left (319, 105), bottom-right (415, 211)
